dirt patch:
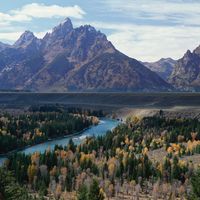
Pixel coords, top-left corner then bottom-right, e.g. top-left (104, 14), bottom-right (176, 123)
top-left (115, 106), bottom-right (200, 121)
top-left (148, 147), bottom-right (200, 169)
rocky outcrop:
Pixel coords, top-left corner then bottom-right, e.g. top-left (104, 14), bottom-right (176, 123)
top-left (169, 47), bottom-right (200, 91)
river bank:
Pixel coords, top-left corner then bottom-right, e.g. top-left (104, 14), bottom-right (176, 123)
top-left (0, 125), bottom-right (93, 157)
top-left (0, 118), bottom-right (119, 166)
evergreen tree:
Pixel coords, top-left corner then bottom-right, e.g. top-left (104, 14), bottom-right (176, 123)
top-left (191, 168), bottom-right (200, 198)
top-left (172, 156), bottom-right (180, 180)
top-left (0, 168), bottom-right (32, 200)
top-left (88, 179), bottom-right (103, 200)
top-left (77, 184), bottom-right (88, 200)
top-left (68, 138), bottom-right (76, 152)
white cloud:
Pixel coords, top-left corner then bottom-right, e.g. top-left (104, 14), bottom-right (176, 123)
top-left (0, 12), bottom-right (30, 25)
top-left (108, 26), bottom-right (200, 62)
top-left (80, 0), bottom-right (200, 61)
top-left (103, 0), bottom-right (200, 26)
top-left (11, 3), bottom-right (86, 20)
top-left (0, 3), bottom-right (86, 43)
top-left (0, 3), bottom-right (85, 25)
top-left (87, 21), bottom-right (200, 61)
top-left (0, 32), bottom-right (23, 42)
top-left (1, 1), bottom-right (200, 62)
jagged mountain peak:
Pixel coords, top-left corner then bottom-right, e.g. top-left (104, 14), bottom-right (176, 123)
top-left (41, 18), bottom-right (115, 64)
top-left (52, 17), bottom-right (73, 36)
top-left (169, 46), bottom-right (200, 91)
top-left (193, 45), bottom-right (200, 55)
top-left (42, 18), bottom-right (74, 46)
top-left (14, 31), bottom-right (38, 47)
top-left (77, 24), bottom-right (104, 36)
top-left (79, 25), bottom-right (96, 32)
top-left (159, 57), bottom-right (175, 62)
top-left (182, 49), bottom-right (196, 64)
top-left (74, 24), bottom-right (110, 47)
top-left (60, 17), bottom-right (73, 27)
top-left (185, 49), bottom-right (192, 56)
top-left (0, 19), bottom-right (172, 92)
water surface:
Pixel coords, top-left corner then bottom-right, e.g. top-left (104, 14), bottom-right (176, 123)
top-left (0, 118), bottom-right (119, 166)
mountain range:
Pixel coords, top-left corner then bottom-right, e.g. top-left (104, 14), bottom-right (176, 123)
top-left (169, 46), bottom-right (200, 91)
top-left (143, 58), bottom-right (177, 81)
top-left (0, 18), bottom-right (199, 92)
top-left (144, 45), bottom-right (200, 92)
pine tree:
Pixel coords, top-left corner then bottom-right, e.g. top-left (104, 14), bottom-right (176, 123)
top-left (191, 168), bottom-right (200, 198)
top-left (88, 179), bottom-right (104, 200)
top-left (172, 156), bottom-right (180, 180)
top-left (0, 168), bottom-right (32, 200)
top-left (68, 138), bottom-right (76, 152)
top-left (77, 184), bottom-right (88, 200)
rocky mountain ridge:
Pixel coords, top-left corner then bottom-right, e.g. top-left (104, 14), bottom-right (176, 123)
top-left (0, 18), bottom-right (173, 92)
top-left (169, 46), bottom-right (200, 91)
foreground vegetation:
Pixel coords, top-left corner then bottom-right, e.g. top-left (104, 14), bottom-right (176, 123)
top-left (1, 114), bottom-right (200, 199)
top-left (0, 168), bottom-right (32, 200)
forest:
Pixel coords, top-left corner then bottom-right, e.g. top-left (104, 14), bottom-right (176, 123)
top-left (1, 115), bottom-right (200, 199)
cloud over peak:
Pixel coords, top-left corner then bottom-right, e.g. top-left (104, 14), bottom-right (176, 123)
top-left (1, 0), bottom-right (200, 61)
top-left (11, 3), bottom-right (86, 20)
top-left (0, 3), bottom-right (86, 25)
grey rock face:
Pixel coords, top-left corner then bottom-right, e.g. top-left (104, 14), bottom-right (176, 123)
top-left (169, 47), bottom-right (200, 91)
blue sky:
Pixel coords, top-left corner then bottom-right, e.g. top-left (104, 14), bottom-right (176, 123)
top-left (1, 0), bottom-right (200, 61)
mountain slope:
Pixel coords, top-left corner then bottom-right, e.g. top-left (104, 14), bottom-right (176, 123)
top-left (27, 51), bottom-right (171, 92)
top-left (169, 47), bottom-right (200, 91)
top-left (64, 52), bottom-right (171, 92)
top-left (0, 18), bottom-right (172, 92)
top-left (143, 58), bottom-right (177, 81)
top-left (0, 42), bottom-right (10, 52)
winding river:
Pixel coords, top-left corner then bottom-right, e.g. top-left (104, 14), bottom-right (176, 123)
top-left (0, 118), bottom-right (119, 166)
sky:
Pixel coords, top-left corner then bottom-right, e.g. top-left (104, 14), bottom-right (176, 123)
top-left (0, 0), bottom-right (200, 62)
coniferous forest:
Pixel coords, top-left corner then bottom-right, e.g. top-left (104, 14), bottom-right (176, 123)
top-left (1, 109), bottom-right (200, 199)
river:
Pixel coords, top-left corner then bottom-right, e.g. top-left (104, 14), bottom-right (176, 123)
top-left (0, 118), bottom-right (119, 166)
